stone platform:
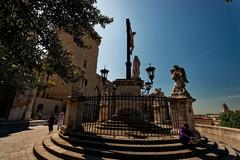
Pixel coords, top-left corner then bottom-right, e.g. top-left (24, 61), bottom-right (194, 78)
top-left (33, 131), bottom-right (237, 160)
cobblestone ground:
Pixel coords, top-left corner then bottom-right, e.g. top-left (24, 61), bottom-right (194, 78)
top-left (0, 125), bottom-right (57, 160)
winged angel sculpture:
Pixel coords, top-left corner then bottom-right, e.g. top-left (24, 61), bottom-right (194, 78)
top-left (171, 65), bottom-right (190, 97)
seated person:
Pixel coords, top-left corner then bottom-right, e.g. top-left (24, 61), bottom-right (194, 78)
top-left (179, 124), bottom-right (198, 145)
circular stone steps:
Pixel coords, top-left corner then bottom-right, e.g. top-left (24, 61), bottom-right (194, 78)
top-left (33, 135), bottom-right (63, 160)
top-left (69, 131), bottom-right (180, 144)
top-left (57, 133), bottom-right (187, 152)
top-left (33, 131), bottom-right (238, 160)
top-left (33, 132), bottom-right (212, 160)
top-left (45, 133), bottom-right (194, 159)
top-left (33, 134), bottom-right (115, 160)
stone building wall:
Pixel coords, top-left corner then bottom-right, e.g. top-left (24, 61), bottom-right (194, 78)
top-left (32, 30), bottom-right (108, 120)
top-left (8, 90), bottom-right (33, 121)
top-left (38, 30), bottom-right (102, 99)
top-left (32, 97), bottom-right (65, 120)
top-left (6, 29), bottom-right (112, 121)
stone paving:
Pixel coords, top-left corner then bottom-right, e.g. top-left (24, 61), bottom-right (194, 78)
top-left (0, 125), bottom-right (57, 160)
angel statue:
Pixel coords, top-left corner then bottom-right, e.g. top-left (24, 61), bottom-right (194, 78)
top-left (170, 65), bottom-right (190, 97)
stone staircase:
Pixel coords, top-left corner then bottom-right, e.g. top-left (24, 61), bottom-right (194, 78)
top-left (94, 113), bottom-right (173, 137)
top-left (33, 131), bottom-right (238, 160)
top-left (96, 120), bottom-right (172, 137)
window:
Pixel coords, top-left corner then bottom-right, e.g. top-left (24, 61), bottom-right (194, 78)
top-left (54, 105), bottom-right (59, 113)
top-left (85, 79), bottom-right (88, 86)
top-left (83, 59), bottom-right (87, 68)
top-left (37, 104), bottom-right (44, 113)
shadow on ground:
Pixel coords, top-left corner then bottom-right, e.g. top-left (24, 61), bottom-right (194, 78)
top-left (0, 121), bottom-right (31, 138)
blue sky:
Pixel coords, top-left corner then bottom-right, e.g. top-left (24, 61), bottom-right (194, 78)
top-left (95, 0), bottom-right (240, 114)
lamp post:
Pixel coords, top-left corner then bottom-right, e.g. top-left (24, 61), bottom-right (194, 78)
top-left (100, 67), bottom-right (116, 95)
top-left (100, 67), bottom-right (109, 85)
top-left (100, 67), bottom-right (117, 117)
top-left (146, 64), bottom-right (155, 83)
top-left (142, 64), bottom-right (155, 95)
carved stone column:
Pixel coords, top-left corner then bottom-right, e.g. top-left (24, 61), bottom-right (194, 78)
top-left (75, 97), bottom-right (85, 131)
top-left (153, 98), bottom-right (161, 124)
top-left (98, 99), bottom-right (109, 122)
top-left (185, 98), bottom-right (195, 130)
top-left (63, 97), bottom-right (79, 135)
top-left (171, 96), bottom-right (196, 130)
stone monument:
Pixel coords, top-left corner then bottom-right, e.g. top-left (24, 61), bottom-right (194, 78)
top-left (132, 55), bottom-right (141, 80)
top-left (170, 65), bottom-right (195, 130)
top-left (114, 19), bottom-right (143, 96)
top-left (171, 65), bottom-right (190, 97)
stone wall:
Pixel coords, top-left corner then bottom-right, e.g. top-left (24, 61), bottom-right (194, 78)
top-left (195, 124), bottom-right (240, 141)
top-left (38, 30), bottom-right (103, 99)
top-left (32, 97), bottom-right (65, 120)
top-left (6, 30), bottom-right (106, 121)
top-left (8, 90), bottom-right (33, 121)
top-left (194, 117), bottom-right (214, 125)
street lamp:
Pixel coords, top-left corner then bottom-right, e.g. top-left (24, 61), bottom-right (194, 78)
top-left (142, 64), bottom-right (155, 95)
top-left (146, 64), bottom-right (155, 83)
top-left (100, 67), bottom-right (109, 85)
top-left (100, 66), bottom-right (116, 95)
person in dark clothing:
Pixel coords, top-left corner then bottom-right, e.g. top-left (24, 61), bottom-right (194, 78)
top-left (179, 124), bottom-right (199, 156)
top-left (48, 114), bottom-right (55, 134)
top-left (179, 124), bottom-right (197, 145)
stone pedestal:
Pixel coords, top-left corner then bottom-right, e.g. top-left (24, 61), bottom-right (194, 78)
top-left (98, 101), bottom-right (109, 122)
top-left (63, 96), bottom-right (84, 135)
top-left (114, 79), bottom-right (143, 96)
top-left (185, 98), bottom-right (195, 130)
top-left (170, 96), bottom-right (196, 130)
top-left (75, 99), bottom-right (84, 131)
top-left (153, 99), bottom-right (162, 124)
top-left (112, 79), bottom-right (143, 118)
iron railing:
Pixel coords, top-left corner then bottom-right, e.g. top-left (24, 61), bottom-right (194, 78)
top-left (81, 96), bottom-right (179, 137)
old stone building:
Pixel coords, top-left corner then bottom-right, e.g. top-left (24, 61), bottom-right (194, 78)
top-left (32, 30), bottom-right (107, 120)
top-left (2, 29), bottom-right (108, 121)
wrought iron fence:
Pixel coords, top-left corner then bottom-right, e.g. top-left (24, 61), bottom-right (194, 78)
top-left (81, 96), bottom-right (179, 137)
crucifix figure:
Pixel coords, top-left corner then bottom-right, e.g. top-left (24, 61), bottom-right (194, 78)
top-left (126, 18), bottom-right (136, 79)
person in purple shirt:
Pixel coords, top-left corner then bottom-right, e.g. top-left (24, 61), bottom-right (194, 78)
top-left (179, 124), bottom-right (197, 145)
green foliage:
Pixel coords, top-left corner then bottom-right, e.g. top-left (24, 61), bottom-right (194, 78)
top-left (0, 0), bottom-right (113, 90)
top-left (219, 111), bottom-right (240, 129)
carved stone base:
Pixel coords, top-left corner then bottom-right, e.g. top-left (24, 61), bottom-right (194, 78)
top-left (170, 96), bottom-right (196, 130)
top-left (114, 79), bottom-right (144, 96)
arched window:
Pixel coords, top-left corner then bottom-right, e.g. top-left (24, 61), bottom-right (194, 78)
top-left (54, 105), bottom-right (59, 113)
top-left (62, 105), bottom-right (66, 113)
top-left (95, 86), bottom-right (100, 96)
top-left (36, 104), bottom-right (44, 113)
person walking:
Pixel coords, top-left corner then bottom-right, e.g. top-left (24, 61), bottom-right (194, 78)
top-left (57, 112), bottom-right (64, 131)
top-left (48, 114), bottom-right (55, 134)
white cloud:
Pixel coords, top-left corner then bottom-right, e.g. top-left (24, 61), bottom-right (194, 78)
top-left (226, 94), bottom-right (240, 99)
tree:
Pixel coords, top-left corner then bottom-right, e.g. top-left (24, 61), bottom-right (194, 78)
top-left (219, 111), bottom-right (240, 129)
top-left (0, 0), bottom-right (113, 90)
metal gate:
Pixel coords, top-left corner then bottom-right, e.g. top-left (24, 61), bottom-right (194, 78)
top-left (82, 96), bottom-right (179, 137)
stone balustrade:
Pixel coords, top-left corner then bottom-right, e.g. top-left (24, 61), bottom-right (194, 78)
top-left (195, 124), bottom-right (240, 141)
